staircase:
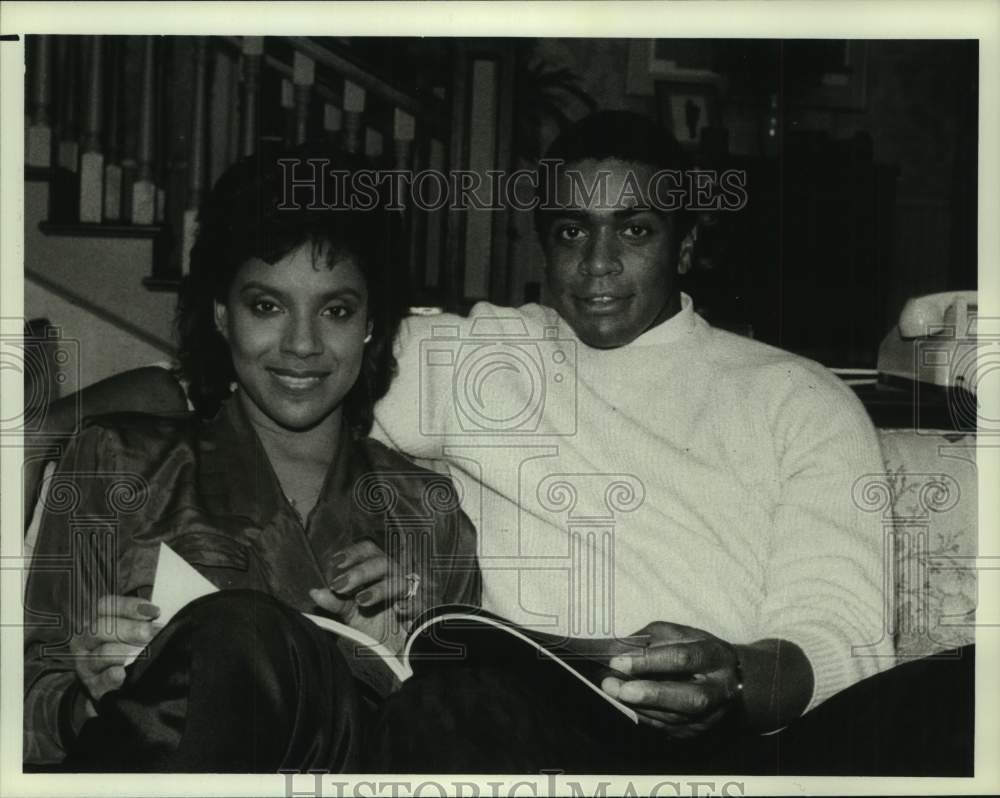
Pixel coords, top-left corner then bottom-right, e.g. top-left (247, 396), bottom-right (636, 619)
top-left (24, 35), bottom-right (519, 387)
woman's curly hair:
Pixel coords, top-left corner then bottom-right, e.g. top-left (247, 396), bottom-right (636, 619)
top-left (176, 144), bottom-right (404, 438)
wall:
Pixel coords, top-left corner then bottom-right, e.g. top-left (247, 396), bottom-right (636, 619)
top-left (23, 179), bottom-right (178, 395)
top-left (502, 39), bottom-right (976, 332)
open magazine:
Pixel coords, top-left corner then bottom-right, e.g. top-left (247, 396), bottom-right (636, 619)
top-left (146, 542), bottom-right (643, 722)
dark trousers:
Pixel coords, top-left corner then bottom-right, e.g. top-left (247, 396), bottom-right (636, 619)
top-left (371, 646), bottom-right (975, 776)
top-left (64, 590), bottom-right (975, 775)
top-left (65, 590), bottom-right (368, 772)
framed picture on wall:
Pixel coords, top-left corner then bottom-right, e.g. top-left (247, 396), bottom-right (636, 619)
top-left (655, 80), bottom-right (721, 150)
top-left (783, 39), bottom-right (869, 111)
top-left (626, 39), bottom-right (724, 95)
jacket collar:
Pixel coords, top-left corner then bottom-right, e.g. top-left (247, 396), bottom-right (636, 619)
top-left (196, 395), bottom-right (354, 531)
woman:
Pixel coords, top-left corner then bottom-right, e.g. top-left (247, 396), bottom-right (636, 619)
top-left (22, 147), bottom-right (480, 772)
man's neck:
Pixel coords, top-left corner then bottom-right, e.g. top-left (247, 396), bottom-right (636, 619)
top-left (641, 291), bottom-right (683, 338)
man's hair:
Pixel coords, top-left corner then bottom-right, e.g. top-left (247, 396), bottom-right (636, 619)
top-left (533, 109), bottom-right (692, 234)
top-left (176, 144), bottom-right (403, 437)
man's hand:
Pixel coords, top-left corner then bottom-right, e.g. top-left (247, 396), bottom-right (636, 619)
top-left (69, 595), bottom-right (161, 705)
top-left (601, 621), bottom-right (744, 738)
top-left (309, 539), bottom-right (414, 654)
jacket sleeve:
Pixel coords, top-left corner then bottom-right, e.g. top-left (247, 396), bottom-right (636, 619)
top-left (22, 425), bottom-right (125, 764)
top-left (435, 492), bottom-right (482, 609)
top-left (380, 466), bottom-right (482, 617)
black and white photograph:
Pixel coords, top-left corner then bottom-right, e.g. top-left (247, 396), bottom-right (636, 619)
top-left (1, 2), bottom-right (997, 796)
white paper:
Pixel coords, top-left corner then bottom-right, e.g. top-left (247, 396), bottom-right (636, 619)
top-left (150, 541), bottom-right (220, 625)
top-left (128, 543), bottom-right (409, 681)
top-left (123, 543), bottom-right (219, 666)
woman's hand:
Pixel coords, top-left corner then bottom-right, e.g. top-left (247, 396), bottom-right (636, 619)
top-left (601, 621), bottom-right (744, 738)
top-left (69, 595), bottom-right (161, 704)
top-left (309, 540), bottom-right (419, 654)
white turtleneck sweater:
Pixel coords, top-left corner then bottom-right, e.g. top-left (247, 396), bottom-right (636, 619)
top-left (373, 294), bottom-right (893, 711)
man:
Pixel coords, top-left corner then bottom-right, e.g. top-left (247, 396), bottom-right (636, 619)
top-left (25, 112), bottom-right (972, 775)
top-left (365, 111), bottom-right (901, 771)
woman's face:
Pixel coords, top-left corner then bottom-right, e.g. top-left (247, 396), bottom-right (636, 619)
top-left (214, 242), bottom-right (371, 433)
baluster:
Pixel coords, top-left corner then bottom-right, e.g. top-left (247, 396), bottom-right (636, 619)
top-left (323, 102), bottom-right (342, 149)
top-left (79, 37), bottom-right (104, 223)
top-left (293, 52), bottom-right (314, 145)
top-left (240, 37), bottom-right (263, 157)
top-left (393, 108), bottom-right (415, 171)
top-left (209, 42), bottom-right (238, 186)
top-left (154, 38), bottom-right (169, 225)
top-left (393, 108), bottom-right (419, 291)
top-left (280, 77), bottom-right (295, 147)
top-left (131, 36), bottom-right (156, 225)
top-left (26, 35), bottom-right (52, 168)
top-left (364, 127), bottom-right (383, 163)
top-left (225, 46), bottom-right (241, 176)
top-left (424, 137), bottom-right (447, 289)
top-left (423, 84), bottom-right (448, 291)
top-left (181, 38), bottom-right (209, 275)
top-left (103, 38), bottom-right (123, 221)
top-left (56, 36), bottom-right (79, 174)
top-left (342, 80), bottom-right (365, 154)
top-left (462, 58), bottom-right (498, 299)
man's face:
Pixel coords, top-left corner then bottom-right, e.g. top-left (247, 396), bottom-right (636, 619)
top-left (541, 158), bottom-right (680, 349)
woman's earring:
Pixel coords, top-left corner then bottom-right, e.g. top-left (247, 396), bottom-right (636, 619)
top-left (363, 333), bottom-right (372, 344)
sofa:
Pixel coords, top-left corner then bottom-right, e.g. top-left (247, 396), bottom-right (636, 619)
top-left (873, 428), bottom-right (978, 661)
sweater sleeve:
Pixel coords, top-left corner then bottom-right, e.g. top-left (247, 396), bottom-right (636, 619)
top-left (755, 362), bottom-right (895, 712)
top-left (372, 304), bottom-right (528, 457)
top-left (22, 425), bottom-right (119, 765)
top-left (372, 312), bottom-right (460, 459)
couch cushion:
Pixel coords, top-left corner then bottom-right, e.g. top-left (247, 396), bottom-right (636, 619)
top-left (876, 430), bottom-right (977, 661)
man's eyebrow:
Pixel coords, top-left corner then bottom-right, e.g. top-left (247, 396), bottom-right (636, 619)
top-left (549, 206), bottom-right (655, 218)
top-left (612, 205), bottom-right (654, 216)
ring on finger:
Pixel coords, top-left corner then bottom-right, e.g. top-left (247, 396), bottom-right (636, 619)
top-left (393, 573), bottom-right (421, 612)
top-left (402, 572), bottom-right (421, 600)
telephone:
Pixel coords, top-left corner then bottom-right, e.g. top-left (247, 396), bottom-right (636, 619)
top-left (877, 291), bottom-right (979, 393)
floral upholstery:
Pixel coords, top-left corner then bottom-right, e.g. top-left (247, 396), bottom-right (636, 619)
top-left (874, 430), bottom-right (978, 661)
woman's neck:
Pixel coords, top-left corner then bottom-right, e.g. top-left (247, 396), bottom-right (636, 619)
top-left (236, 390), bottom-right (343, 469)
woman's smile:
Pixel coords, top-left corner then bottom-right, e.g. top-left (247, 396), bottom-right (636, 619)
top-left (267, 366), bottom-right (332, 393)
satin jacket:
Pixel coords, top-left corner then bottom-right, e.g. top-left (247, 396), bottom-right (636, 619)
top-left (23, 398), bottom-right (480, 765)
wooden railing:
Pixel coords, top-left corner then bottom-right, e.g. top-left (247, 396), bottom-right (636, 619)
top-left (25, 35), bottom-right (474, 308)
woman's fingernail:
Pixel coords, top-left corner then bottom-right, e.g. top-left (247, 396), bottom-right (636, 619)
top-left (602, 677), bottom-right (622, 698)
top-left (330, 575), bottom-right (350, 592)
top-left (137, 602), bottom-right (160, 619)
top-left (330, 552), bottom-right (347, 568)
top-left (356, 590), bottom-right (373, 606)
top-left (609, 656), bottom-right (632, 674)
